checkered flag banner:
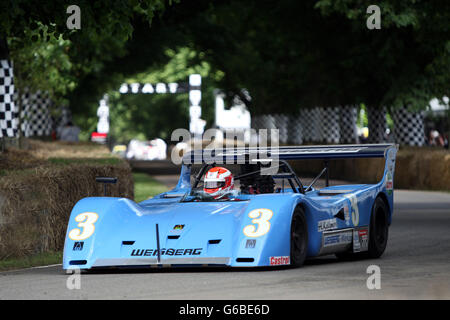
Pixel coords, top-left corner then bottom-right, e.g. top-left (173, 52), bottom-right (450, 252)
top-left (367, 106), bottom-right (387, 143)
top-left (0, 59), bottom-right (18, 138)
top-left (252, 114), bottom-right (276, 131)
top-left (339, 105), bottom-right (359, 143)
top-left (300, 107), bottom-right (323, 143)
top-left (19, 89), bottom-right (52, 137)
top-left (272, 114), bottom-right (289, 144)
top-left (320, 106), bottom-right (341, 143)
top-left (288, 114), bottom-right (303, 145)
top-left (256, 106), bottom-right (359, 145)
top-left (393, 107), bottom-right (425, 146)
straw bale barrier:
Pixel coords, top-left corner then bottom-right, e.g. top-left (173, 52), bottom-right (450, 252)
top-left (291, 147), bottom-right (449, 191)
top-left (0, 140), bottom-right (133, 259)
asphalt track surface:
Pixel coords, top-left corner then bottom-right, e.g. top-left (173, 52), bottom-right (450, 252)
top-left (0, 161), bottom-right (449, 299)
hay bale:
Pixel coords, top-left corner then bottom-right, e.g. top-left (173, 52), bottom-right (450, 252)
top-left (289, 147), bottom-right (449, 191)
top-left (0, 162), bottom-right (133, 259)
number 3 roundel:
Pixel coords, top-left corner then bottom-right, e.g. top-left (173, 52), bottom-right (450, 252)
top-left (68, 212), bottom-right (99, 241)
top-left (243, 208), bottom-right (273, 238)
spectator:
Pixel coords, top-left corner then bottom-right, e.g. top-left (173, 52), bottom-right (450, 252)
top-left (429, 130), bottom-right (445, 147)
top-left (59, 121), bottom-right (81, 142)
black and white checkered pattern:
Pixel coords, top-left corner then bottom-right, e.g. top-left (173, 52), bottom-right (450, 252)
top-left (252, 114), bottom-right (276, 131)
top-left (272, 114), bottom-right (289, 144)
top-left (0, 59), bottom-right (18, 138)
top-left (20, 90), bottom-right (52, 137)
top-left (253, 113), bottom-right (304, 145)
top-left (367, 106), bottom-right (387, 143)
top-left (253, 105), bottom-right (427, 146)
top-left (339, 105), bottom-right (359, 143)
top-left (393, 107), bottom-right (425, 146)
top-left (256, 107), bottom-right (348, 144)
top-left (320, 107), bottom-right (341, 143)
top-left (300, 107), bottom-right (323, 142)
top-left (288, 114), bottom-right (303, 145)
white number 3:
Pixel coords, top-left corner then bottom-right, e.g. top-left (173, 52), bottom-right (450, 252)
top-left (243, 208), bottom-right (273, 238)
top-left (68, 212), bottom-right (99, 241)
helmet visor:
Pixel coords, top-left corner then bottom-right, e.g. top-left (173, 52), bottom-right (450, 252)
top-left (204, 180), bottom-right (225, 189)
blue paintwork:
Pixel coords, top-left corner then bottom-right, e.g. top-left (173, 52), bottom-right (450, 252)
top-left (63, 145), bottom-right (397, 269)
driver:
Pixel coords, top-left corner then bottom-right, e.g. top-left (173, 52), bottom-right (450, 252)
top-left (203, 167), bottom-right (234, 199)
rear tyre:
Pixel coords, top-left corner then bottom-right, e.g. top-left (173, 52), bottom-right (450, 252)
top-left (367, 197), bottom-right (389, 258)
top-left (335, 196), bottom-right (389, 260)
top-left (290, 206), bottom-right (308, 267)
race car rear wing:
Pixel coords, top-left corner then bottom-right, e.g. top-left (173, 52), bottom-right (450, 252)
top-left (173, 144), bottom-right (398, 195)
top-left (181, 143), bottom-right (397, 164)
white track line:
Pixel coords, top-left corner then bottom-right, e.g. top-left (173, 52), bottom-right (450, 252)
top-left (0, 264), bottom-right (62, 274)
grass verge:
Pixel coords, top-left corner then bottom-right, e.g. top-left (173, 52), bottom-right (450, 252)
top-left (0, 251), bottom-right (63, 272)
top-left (133, 172), bottom-right (169, 202)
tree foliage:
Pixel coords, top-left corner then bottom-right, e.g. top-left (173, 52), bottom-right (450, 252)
top-left (1, 0), bottom-right (173, 104)
top-left (1, 0), bottom-right (448, 140)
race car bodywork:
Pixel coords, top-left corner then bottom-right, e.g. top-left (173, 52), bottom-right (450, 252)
top-left (63, 144), bottom-right (397, 269)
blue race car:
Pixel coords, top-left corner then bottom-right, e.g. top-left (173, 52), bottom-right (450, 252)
top-left (63, 144), bottom-right (397, 269)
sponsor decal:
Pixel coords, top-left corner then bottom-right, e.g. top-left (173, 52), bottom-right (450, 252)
top-left (318, 218), bottom-right (337, 232)
top-left (131, 248), bottom-right (202, 257)
top-left (73, 241), bottom-right (84, 251)
top-left (385, 148), bottom-right (396, 195)
top-left (353, 230), bottom-right (361, 252)
top-left (386, 172), bottom-right (393, 195)
top-left (386, 180), bottom-right (393, 190)
top-left (269, 256), bottom-right (290, 266)
top-left (358, 228), bottom-right (369, 251)
top-left (324, 234), bottom-right (340, 246)
top-left (353, 227), bottom-right (369, 252)
top-left (170, 224), bottom-right (185, 234)
top-left (245, 239), bottom-right (256, 249)
top-left (323, 231), bottom-right (352, 247)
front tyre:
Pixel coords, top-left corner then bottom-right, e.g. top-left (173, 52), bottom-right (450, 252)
top-left (290, 206), bottom-right (308, 267)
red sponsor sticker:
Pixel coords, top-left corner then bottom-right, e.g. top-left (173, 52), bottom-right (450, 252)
top-left (270, 256), bottom-right (290, 266)
top-left (358, 230), bottom-right (368, 237)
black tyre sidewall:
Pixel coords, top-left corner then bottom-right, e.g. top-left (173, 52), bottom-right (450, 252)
top-left (290, 207), bottom-right (308, 267)
top-left (368, 197), bottom-right (389, 258)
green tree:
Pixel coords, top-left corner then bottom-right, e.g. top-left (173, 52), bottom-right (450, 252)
top-left (0, 0), bottom-right (174, 112)
top-left (167, 0), bottom-right (449, 114)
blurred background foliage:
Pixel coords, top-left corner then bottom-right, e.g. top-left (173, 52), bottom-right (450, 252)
top-left (0, 0), bottom-right (448, 142)
top-left (77, 47), bottom-right (220, 143)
